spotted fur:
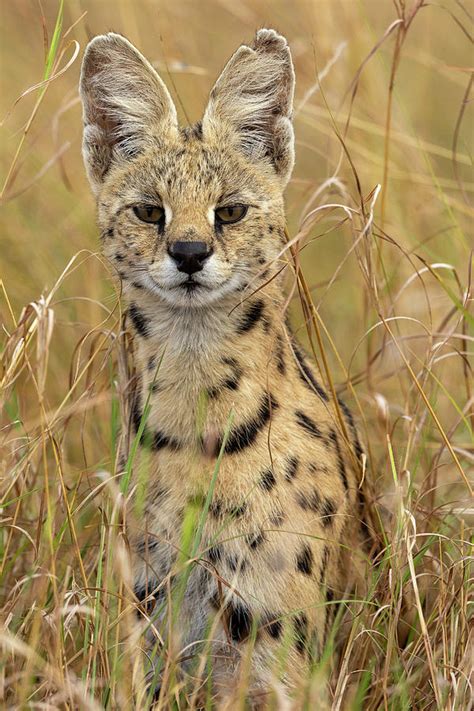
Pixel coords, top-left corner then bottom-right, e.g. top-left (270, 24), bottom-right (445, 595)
top-left (80, 28), bottom-right (368, 705)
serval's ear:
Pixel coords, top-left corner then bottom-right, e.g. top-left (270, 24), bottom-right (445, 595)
top-left (79, 33), bottom-right (178, 193)
top-left (202, 29), bottom-right (295, 186)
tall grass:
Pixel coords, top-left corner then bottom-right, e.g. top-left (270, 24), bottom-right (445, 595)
top-left (1, 1), bottom-right (472, 708)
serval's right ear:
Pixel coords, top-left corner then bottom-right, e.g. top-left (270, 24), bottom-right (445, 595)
top-left (80, 33), bottom-right (178, 193)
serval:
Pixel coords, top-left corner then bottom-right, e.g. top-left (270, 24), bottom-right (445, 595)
top-left (80, 28), bottom-right (369, 707)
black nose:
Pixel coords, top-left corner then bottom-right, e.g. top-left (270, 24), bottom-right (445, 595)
top-left (168, 241), bottom-right (213, 275)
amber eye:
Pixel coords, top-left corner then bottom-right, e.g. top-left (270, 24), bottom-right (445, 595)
top-left (133, 205), bottom-right (164, 224)
top-left (215, 205), bottom-right (248, 225)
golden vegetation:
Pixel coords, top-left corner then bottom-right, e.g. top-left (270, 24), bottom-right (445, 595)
top-left (1, 1), bottom-right (472, 708)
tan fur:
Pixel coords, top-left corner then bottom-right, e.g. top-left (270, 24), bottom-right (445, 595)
top-left (80, 30), bottom-right (368, 705)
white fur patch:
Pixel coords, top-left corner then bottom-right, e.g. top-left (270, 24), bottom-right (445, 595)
top-left (164, 203), bottom-right (173, 226)
top-left (207, 206), bottom-right (215, 226)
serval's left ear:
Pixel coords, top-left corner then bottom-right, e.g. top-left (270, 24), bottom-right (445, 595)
top-left (80, 33), bottom-right (178, 193)
top-left (202, 29), bottom-right (295, 186)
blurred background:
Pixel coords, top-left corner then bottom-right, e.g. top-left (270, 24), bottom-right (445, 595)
top-left (1, 2), bottom-right (472, 707)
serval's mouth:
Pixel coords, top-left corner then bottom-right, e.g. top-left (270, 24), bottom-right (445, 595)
top-left (180, 277), bottom-right (205, 293)
top-left (136, 270), bottom-right (245, 308)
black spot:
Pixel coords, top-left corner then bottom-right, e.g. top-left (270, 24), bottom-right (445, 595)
top-left (181, 126), bottom-right (191, 141)
top-left (320, 546), bottom-right (330, 584)
top-left (297, 490), bottom-right (320, 513)
top-left (134, 580), bottom-right (163, 615)
top-left (275, 334), bottom-right (286, 375)
top-left (264, 615), bottom-right (282, 639)
top-left (293, 344), bottom-right (328, 402)
top-left (231, 503), bottom-right (247, 518)
top-left (268, 224), bottom-right (274, 233)
top-left (223, 356), bottom-right (238, 367)
top-left (294, 613), bottom-right (308, 655)
top-left (268, 620), bottom-right (282, 638)
top-left (236, 299), bottom-right (265, 334)
top-left (210, 500), bottom-right (247, 519)
top-left (228, 603), bottom-right (252, 643)
top-left (257, 255), bottom-right (266, 265)
top-left (131, 387), bottom-right (143, 435)
top-left (222, 372), bottom-right (241, 391)
top-left (129, 302), bottom-right (150, 338)
top-left (284, 456), bottom-right (299, 482)
top-left (207, 359), bottom-right (242, 399)
top-left (259, 468), bottom-right (276, 491)
top-left (354, 437), bottom-right (364, 464)
top-left (338, 397), bottom-right (365, 465)
top-left (247, 531), bottom-right (266, 549)
top-left (324, 587), bottom-right (340, 644)
top-left (132, 281), bottom-right (144, 290)
top-left (207, 545), bottom-right (222, 564)
top-left (218, 392), bottom-right (278, 455)
top-left (152, 430), bottom-right (181, 452)
top-left (115, 252), bottom-right (124, 262)
top-left (134, 582), bottom-right (149, 603)
top-left (328, 429), bottom-right (349, 492)
top-left (270, 510), bottom-right (285, 527)
top-left (209, 500), bottom-right (222, 518)
top-left (209, 590), bottom-right (221, 609)
top-left (308, 462), bottom-right (328, 475)
top-left (296, 544), bottom-right (314, 576)
top-left (101, 227), bottom-right (114, 240)
top-left (226, 555), bottom-right (247, 573)
top-left (135, 537), bottom-right (160, 554)
top-left (320, 498), bottom-right (336, 527)
top-left (296, 411), bottom-right (324, 440)
top-left (193, 120), bottom-right (203, 139)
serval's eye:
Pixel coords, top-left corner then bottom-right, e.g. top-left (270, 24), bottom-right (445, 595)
top-left (215, 205), bottom-right (248, 225)
top-left (133, 205), bottom-right (164, 224)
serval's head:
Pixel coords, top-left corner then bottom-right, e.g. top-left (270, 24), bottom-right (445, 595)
top-left (80, 30), bottom-right (295, 308)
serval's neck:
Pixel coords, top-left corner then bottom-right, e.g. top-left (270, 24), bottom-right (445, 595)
top-left (128, 282), bottom-right (288, 452)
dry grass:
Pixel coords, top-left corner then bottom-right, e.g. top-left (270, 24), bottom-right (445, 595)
top-left (1, 1), bottom-right (473, 709)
